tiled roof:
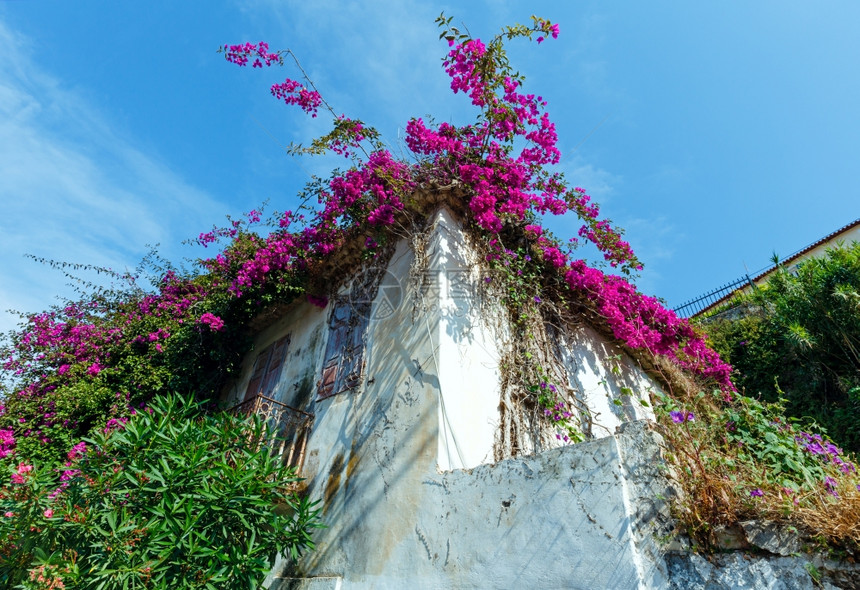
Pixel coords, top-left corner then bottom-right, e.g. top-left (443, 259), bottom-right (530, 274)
top-left (748, 217), bottom-right (860, 284)
top-left (689, 217), bottom-right (860, 318)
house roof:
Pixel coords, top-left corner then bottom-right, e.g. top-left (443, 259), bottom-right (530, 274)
top-left (692, 217), bottom-right (860, 318)
top-left (748, 217), bottom-right (860, 284)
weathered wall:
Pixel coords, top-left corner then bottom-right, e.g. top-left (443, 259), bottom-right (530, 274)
top-left (558, 323), bottom-right (658, 439)
top-left (225, 208), bottom-right (682, 589)
top-left (272, 421), bottom-right (675, 590)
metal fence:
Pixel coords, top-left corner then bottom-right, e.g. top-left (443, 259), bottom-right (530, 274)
top-left (672, 274), bottom-right (753, 318)
top-left (228, 394), bottom-right (314, 472)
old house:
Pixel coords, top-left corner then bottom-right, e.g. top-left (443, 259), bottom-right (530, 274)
top-left (222, 196), bottom-right (681, 589)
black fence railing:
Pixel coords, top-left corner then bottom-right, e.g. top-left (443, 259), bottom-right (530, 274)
top-left (673, 274), bottom-right (753, 318)
top-left (228, 395), bottom-right (314, 472)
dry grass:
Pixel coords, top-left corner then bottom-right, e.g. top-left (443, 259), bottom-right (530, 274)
top-left (653, 380), bottom-right (860, 552)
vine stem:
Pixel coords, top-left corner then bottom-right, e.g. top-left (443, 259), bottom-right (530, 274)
top-left (279, 48), bottom-right (373, 161)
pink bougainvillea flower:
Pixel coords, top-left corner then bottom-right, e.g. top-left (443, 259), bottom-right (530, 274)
top-left (199, 313), bottom-right (225, 332)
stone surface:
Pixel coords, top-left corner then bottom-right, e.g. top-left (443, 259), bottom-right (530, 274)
top-left (740, 520), bottom-right (803, 556)
top-left (713, 525), bottom-right (750, 551)
top-left (665, 552), bottom-right (860, 590)
top-left (270, 578), bottom-right (342, 590)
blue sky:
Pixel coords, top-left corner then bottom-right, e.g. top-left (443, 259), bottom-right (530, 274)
top-left (1, 1), bottom-right (858, 333)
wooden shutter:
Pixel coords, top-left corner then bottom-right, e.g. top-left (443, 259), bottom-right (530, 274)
top-left (341, 310), bottom-right (368, 391)
top-left (244, 335), bottom-right (291, 403)
top-left (317, 276), bottom-right (375, 401)
top-left (260, 336), bottom-right (290, 398)
top-left (244, 344), bottom-right (273, 403)
top-left (318, 299), bottom-right (350, 400)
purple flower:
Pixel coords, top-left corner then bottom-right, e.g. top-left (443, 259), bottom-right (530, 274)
top-left (750, 488), bottom-right (764, 498)
top-left (824, 476), bottom-right (839, 497)
top-left (670, 411), bottom-right (694, 424)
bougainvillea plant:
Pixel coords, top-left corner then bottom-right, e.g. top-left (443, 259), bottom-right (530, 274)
top-left (2, 13), bottom-right (730, 464)
top-left (214, 14), bottom-right (734, 379)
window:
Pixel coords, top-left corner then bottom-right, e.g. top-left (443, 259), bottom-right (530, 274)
top-left (234, 334), bottom-right (314, 474)
top-left (244, 335), bottom-right (291, 403)
top-left (318, 296), bottom-right (371, 400)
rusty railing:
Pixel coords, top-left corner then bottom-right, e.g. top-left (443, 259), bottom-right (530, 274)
top-left (228, 395), bottom-right (314, 473)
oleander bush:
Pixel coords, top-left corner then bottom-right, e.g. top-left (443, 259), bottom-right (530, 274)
top-left (0, 394), bottom-right (321, 590)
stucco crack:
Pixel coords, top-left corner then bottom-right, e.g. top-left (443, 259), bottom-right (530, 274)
top-left (414, 526), bottom-right (433, 562)
top-left (569, 477), bottom-right (617, 542)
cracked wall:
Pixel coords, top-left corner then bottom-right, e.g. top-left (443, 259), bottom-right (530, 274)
top-left (222, 208), bottom-right (675, 589)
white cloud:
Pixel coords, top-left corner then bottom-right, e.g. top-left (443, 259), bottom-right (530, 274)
top-left (0, 19), bottom-right (226, 334)
top-left (565, 159), bottom-right (620, 203)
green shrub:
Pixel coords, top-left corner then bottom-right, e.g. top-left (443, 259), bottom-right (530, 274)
top-left (0, 394), bottom-right (321, 589)
top-left (703, 243), bottom-right (860, 452)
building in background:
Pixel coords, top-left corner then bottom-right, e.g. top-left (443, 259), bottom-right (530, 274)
top-left (673, 218), bottom-right (860, 319)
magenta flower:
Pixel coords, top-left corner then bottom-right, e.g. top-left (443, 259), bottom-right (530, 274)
top-left (198, 313), bottom-right (225, 332)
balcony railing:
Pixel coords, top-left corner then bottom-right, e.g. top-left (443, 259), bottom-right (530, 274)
top-left (228, 395), bottom-right (314, 473)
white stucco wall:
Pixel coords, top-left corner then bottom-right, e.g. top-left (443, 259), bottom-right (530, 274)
top-left (430, 209), bottom-right (502, 471)
top-left (558, 324), bottom-right (659, 439)
top-left (225, 207), bottom-right (675, 589)
top-left (271, 420), bottom-right (674, 590)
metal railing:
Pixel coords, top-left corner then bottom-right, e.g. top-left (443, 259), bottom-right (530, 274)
top-left (228, 395), bottom-right (314, 473)
top-left (673, 274), bottom-right (753, 318)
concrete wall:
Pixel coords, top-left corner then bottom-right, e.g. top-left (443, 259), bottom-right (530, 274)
top-left (224, 208), bottom-right (677, 588)
top-left (271, 421), bottom-right (675, 590)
